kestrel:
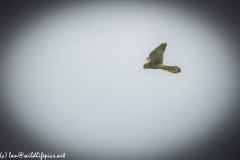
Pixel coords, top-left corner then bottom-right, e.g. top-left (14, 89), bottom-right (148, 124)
top-left (143, 42), bottom-right (181, 74)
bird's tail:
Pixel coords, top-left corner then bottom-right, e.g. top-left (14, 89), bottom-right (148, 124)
top-left (162, 65), bottom-right (181, 74)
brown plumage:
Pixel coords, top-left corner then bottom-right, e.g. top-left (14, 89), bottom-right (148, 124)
top-left (143, 43), bottom-right (181, 74)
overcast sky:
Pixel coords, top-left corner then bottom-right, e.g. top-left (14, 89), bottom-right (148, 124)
top-left (1, 1), bottom-right (240, 160)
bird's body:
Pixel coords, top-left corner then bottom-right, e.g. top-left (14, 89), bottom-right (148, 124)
top-left (143, 42), bottom-right (181, 74)
top-left (144, 63), bottom-right (166, 69)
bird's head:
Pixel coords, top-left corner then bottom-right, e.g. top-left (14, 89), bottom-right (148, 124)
top-left (143, 63), bottom-right (150, 69)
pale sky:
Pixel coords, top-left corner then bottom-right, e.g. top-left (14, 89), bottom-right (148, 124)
top-left (1, 1), bottom-right (239, 159)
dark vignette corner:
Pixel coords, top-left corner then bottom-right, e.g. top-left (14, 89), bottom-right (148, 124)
top-left (0, 1), bottom-right (240, 160)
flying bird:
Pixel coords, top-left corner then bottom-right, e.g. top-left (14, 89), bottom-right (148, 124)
top-left (143, 42), bottom-right (181, 74)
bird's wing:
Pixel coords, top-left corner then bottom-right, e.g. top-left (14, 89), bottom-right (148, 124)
top-left (149, 43), bottom-right (167, 64)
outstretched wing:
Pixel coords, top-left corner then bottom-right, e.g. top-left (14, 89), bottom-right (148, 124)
top-left (149, 43), bottom-right (167, 64)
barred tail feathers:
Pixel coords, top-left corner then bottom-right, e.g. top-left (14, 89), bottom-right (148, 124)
top-left (162, 65), bottom-right (181, 74)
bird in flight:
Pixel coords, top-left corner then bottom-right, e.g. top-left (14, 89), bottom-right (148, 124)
top-left (143, 42), bottom-right (181, 74)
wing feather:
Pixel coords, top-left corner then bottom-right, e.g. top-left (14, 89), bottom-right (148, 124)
top-left (149, 43), bottom-right (167, 64)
